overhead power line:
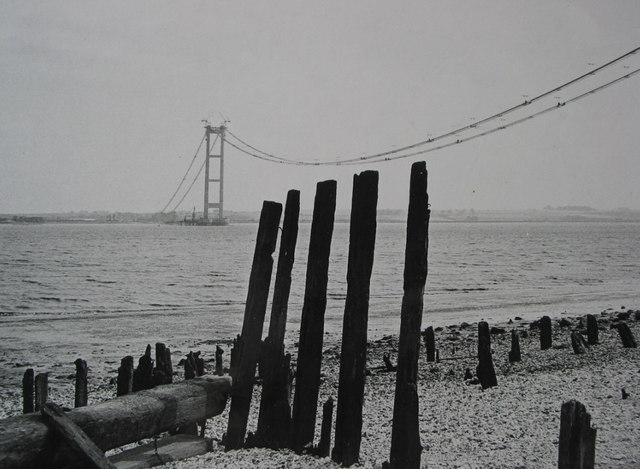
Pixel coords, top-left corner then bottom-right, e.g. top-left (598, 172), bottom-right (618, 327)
top-left (225, 46), bottom-right (640, 166)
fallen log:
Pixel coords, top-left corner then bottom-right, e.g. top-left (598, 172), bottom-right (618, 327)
top-left (0, 376), bottom-right (231, 469)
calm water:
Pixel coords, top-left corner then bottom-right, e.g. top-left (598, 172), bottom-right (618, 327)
top-left (0, 221), bottom-right (639, 365)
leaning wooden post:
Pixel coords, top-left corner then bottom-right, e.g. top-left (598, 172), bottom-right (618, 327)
top-left (332, 170), bottom-right (378, 466)
top-left (586, 314), bottom-right (598, 345)
top-left (256, 189), bottom-right (300, 449)
top-left (423, 326), bottom-right (435, 362)
top-left (290, 180), bottom-right (337, 453)
top-left (509, 330), bottom-right (522, 363)
top-left (22, 368), bottom-right (35, 414)
top-left (570, 332), bottom-right (586, 355)
top-left (225, 200), bottom-right (282, 450)
top-left (117, 356), bottom-right (134, 397)
top-left (476, 321), bottom-right (497, 389)
top-left (74, 358), bottom-right (88, 408)
top-left (558, 400), bottom-right (596, 469)
top-left (388, 162), bottom-right (430, 469)
top-left (540, 315), bottom-right (552, 350)
top-left (616, 322), bottom-right (637, 348)
top-left (34, 373), bottom-right (48, 412)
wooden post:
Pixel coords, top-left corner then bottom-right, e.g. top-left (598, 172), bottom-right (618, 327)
top-left (423, 326), bottom-right (435, 362)
top-left (0, 376), bottom-right (231, 469)
top-left (333, 170), bottom-right (378, 466)
top-left (132, 345), bottom-right (154, 392)
top-left (571, 332), bottom-right (586, 355)
top-left (388, 162), bottom-right (430, 469)
top-left (75, 358), bottom-right (88, 408)
top-left (117, 356), bottom-right (134, 397)
top-left (256, 189), bottom-right (300, 449)
top-left (225, 200), bottom-right (282, 450)
top-left (165, 347), bottom-right (173, 384)
top-left (22, 368), bottom-right (35, 414)
top-left (216, 346), bottom-right (224, 376)
top-left (586, 314), bottom-right (598, 345)
top-left (476, 321), bottom-right (498, 389)
top-left (558, 400), bottom-right (596, 469)
top-left (616, 322), bottom-right (637, 348)
top-left (35, 373), bottom-right (48, 411)
top-left (185, 352), bottom-right (197, 380)
top-left (509, 330), bottom-right (521, 363)
top-left (540, 315), bottom-right (552, 350)
top-left (318, 397), bottom-right (334, 458)
top-left (290, 180), bottom-right (336, 453)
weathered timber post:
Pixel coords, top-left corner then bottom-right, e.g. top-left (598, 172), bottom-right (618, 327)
top-left (74, 358), bottom-right (88, 408)
top-left (290, 180), bottom-right (336, 453)
top-left (423, 326), bottom-right (435, 362)
top-left (477, 321), bottom-right (491, 358)
top-left (225, 200), bottom-right (282, 450)
top-left (216, 346), bottom-right (224, 376)
top-left (194, 351), bottom-right (205, 376)
top-left (509, 330), bottom-right (522, 363)
top-left (23, 368), bottom-right (35, 414)
top-left (571, 332), bottom-right (586, 355)
top-left (35, 372), bottom-right (48, 411)
top-left (132, 345), bottom-right (154, 392)
top-left (616, 322), bottom-right (637, 348)
top-left (0, 376), bottom-right (231, 469)
top-left (333, 170), bottom-right (378, 466)
top-left (558, 400), bottom-right (596, 469)
top-left (256, 189), bottom-right (300, 449)
top-left (586, 314), bottom-right (598, 345)
top-left (540, 316), bottom-right (552, 350)
top-left (185, 352), bottom-right (197, 380)
top-left (476, 321), bottom-right (497, 389)
top-left (154, 343), bottom-right (167, 386)
top-left (318, 397), bottom-right (334, 457)
top-left (388, 162), bottom-right (430, 469)
top-left (116, 356), bottom-right (134, 397)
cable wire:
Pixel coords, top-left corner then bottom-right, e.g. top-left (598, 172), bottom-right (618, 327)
top-left (160, 133), bottom-right (206, 212)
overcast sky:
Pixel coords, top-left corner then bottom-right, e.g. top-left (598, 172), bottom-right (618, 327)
top-left (1, 1), bottom-right (639, 213)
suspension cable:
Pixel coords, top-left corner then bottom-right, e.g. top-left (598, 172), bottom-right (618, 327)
top-left (160, 133), bottom-right (206, 212)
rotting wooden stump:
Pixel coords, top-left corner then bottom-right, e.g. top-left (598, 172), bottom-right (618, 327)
top-left (423, 326), bottom-right (435, 362)
top-left (0, 376), bottom-right (232, 469)
top-left (116, 356), bottom-right (134, 397)
top-left (215, 346), bottom-right (224, 376)
top-left (509, 330), bottom-right (521, 363)
top-left (35, 372), bottom-right (48, 412)
top-left (558, 399), bottom-right (596, 469)
top-left (132, 345), bottom-right (154, 392)
top-left (476, 321), bottom-right (497, 389)
top-left (586, 314), bottom-right (598, 345)
top-left (616, 322), bottom-right (637, 348)
top-left (571, 332), bottom-right (587, 355)
top-left (74, 359), bottom-right (88, 408)
top-left (22, 368), bottom-right (35, 414)
top-left (540, 315), bottom-right (553, 350)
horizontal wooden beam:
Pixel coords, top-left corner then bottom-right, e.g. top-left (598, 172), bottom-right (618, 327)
top-left (0, 376), bottom-right (231, 469)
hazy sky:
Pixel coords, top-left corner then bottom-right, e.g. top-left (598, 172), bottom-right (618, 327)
top-left (1, 1), bottom-right (639, 213)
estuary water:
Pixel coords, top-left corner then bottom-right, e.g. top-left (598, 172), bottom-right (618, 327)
top-left (0, 221), bottom-right (639, 383)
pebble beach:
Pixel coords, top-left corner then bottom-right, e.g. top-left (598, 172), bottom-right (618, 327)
top-left (2, 308), bottom-right (639, 468)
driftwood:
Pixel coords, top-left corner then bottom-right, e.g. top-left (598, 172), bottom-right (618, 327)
top-left (389, 162), bottom-right (429, 469)
top-left (333, 171), bottom-right (378, 466)
top-left (291, 180), bottom-right (337, 452)
top-left (0, 376), bottom-right (231, 469)
top-left (41, 402), bottom-right (115, 469)
top-left (558, 400), bottom-right (596, 469)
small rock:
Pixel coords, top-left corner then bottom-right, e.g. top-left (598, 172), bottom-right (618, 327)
top-left (558, 318), bottom-right (571, 327)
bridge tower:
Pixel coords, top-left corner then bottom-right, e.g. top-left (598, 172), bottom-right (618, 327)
top-left (203, 124), bottom-right (226, 224)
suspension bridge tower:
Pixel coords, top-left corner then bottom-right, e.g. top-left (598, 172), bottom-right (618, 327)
top-left (203, 123), bottom-right (228, 225)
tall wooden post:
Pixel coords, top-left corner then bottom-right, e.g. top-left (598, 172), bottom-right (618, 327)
top-left (389, 162), bottom-right (430, 469)
top-left (423, 326), bottom-right (436, 362)
top-left (476, 321), bottom-right (498, 389)
top-left (117, 356), bottom-right (134, 397)
top-left (74, 359), bottom-right (88, 408)
top-left (225, 200), bottom-right (282, 450)
top-left (586, 314), bottom-right (598, 345)
top-left (332, 170), bottom-right (378, 466)
top-left (256, 189), bottom-right (300, 449)
top-left (540, 316), bottom-right (552, 350)
top-left (509, 330), bottom-right (521, 363)
top-left (291, 180), bottom-right (337, 452)
top-left (34, 373), bottom-right (48, 412)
